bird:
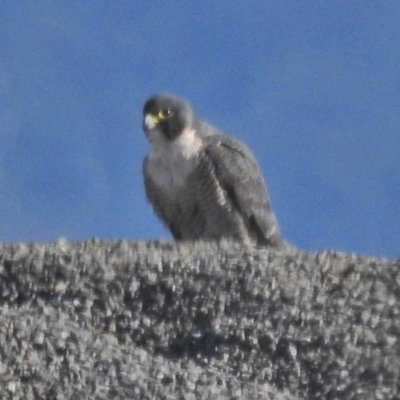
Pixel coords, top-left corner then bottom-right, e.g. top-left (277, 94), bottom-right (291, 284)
top-left (142, 93), bottom-right (285, 248)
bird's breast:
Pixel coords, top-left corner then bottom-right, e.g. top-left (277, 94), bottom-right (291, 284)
top-left (146, 128), bottom-right (202, 193)
top-left (147, 149), bottom-right (198, 193)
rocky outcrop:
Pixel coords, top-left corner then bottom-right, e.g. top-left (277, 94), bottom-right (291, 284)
top-left (0, 239), bottom-right (398, 399)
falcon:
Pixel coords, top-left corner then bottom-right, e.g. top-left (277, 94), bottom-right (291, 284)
top-left (142, 93), bottom-right (284, 247)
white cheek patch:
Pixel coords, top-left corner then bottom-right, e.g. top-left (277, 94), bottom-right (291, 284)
top-left (144, 114), bottom-right (157, 129)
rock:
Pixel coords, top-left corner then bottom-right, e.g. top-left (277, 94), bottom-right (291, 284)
top-left (0, 239), bottom-right (398, 399)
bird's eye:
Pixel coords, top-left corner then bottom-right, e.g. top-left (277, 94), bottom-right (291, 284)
top-left (158, 109), bottom-right (172, 119)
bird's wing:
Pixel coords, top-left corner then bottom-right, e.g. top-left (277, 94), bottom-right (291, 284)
top-left (200, 134), bottom-right (283, 246)
top-left (142, 156), bottom-right (182, 240)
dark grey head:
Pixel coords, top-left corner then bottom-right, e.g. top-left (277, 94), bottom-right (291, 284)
top-left (143, 94), bottom-right (194, 141)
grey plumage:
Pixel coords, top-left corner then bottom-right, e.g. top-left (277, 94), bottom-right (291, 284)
top-left (142, 94), bottom-right (284, 247)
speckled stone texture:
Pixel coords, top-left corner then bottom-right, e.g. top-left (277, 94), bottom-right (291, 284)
top-left (0, 239), bottom-right (398, 399)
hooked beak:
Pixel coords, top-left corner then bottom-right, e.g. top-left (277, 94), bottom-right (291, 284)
top-left (144, 114), bottom-right (159, 130)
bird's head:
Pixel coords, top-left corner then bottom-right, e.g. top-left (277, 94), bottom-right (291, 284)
top-left (143, 94), bottom-right (194, 142)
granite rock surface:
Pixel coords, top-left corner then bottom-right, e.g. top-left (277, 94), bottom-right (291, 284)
top-left (0, 239), bottom-right (399, 399)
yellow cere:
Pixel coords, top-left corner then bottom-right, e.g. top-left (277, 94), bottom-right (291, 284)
top-left (144, 114), bottom-right (158, 129)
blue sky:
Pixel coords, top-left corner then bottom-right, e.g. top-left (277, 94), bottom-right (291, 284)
top-left (0, 1), bottom-right (399, 258)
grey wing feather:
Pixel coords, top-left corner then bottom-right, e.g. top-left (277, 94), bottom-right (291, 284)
top-left (142, 157), bottom-right (181, 239)
top-left (200, 133), bottom-right (284, 247)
